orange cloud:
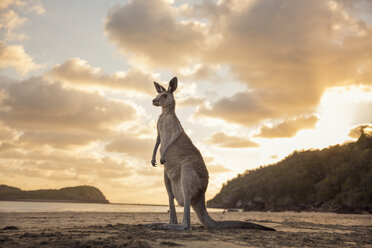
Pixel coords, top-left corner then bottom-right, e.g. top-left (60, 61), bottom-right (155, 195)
top-left (194, 0), bottom-right (371, 126)
top-left (0, 142), bottom-right (134, 179)
top-left (207, 164), bottom-right (232, 174)
top-left (104, 0), bottom-right (372, 128)
top-left (0, 76), bottom-right (138, 149)
top-left (104, 0), bottom-right (206, 67)
top-left (0, 1), bottom-right (44, 75)
top-left (48, 58), bottom-right (155, 95)
top-left (177, 96), bottom-right (205, 108)
top-left (197, 91), bottom-right (276, 126)
top-left (105, 134), bottom-right (154, 161)
top-left (0, 73), bottom-right (158, 202)
top-left (0, 42), bottom-right (42, 74)
top-left (0, 77), bottom-right (136, 133)
top-left (256, 116), bottom-right (318, 138)
top-left (0, 121), bottom-right (15, 141)
top-left (179, 64), bottom-right (225, 83)
top-left (205, 131), bottom-right (259, 148)
top-left (18, 131), bottom-right (101, 149)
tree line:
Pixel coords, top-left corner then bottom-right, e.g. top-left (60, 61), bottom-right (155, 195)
top-left (207, 128), bottom-right (372, 213)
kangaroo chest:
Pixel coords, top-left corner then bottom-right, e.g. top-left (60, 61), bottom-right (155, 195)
top-left (157, 113), bottom-right (182, 153)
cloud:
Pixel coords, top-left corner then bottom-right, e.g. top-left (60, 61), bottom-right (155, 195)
top-left (196, 91), bottom-right (274, 126)
top-left (205, 131), bottom-right (259, 148)
top-left (0, 0), bottom-right (13, 9)
top-left (207, 164), bottom-right (232, 174)
top-left (256, 116), bottom-right (318, 138)
top-left (0, 76), bottom-right (137, 148)
top-left (104, 0), bottom-right (206, 67)
top-left (0, 0), bottom-right (45, 41)
top-left (197, 155), bottom-right (232, 174)
top-left (0, 140), bottom-right (136, 189)
top-left (0, 72), bottom-right (158, 203)
top-left (0, 0), bottom-right (45, 13)
top-left (135, 165), bottom-right (163, 177)
top-left (179, 64), bottom-right (225, 83)
top-left (0, 152), bottom-right (134, 184)
top-left (0, 9), bottom-right (27, 40)
top-left (194, 0), bottom-right (372, 125)
top-left (104, 0), bottom-right (372, 127)
top-left (0, 139), bottom-right (166, 203)
top-left (105, 134), bottom-right (154, 161)
top-left (48, 58), bottom-right (155, 95)
top-left (196, 90), bottom-right (312, 126)
top-left (0, 1), bottom-right (44, 75)
top-left (18, 131), bottom-right (100, 149)
top-left (0, 42), bottom-right (42, 74)
top-left (0, 121), bottom-right (16, 141)
top-left (177, 96), bottom-right (205, 108)
top-left (206, 0), bottom-right (372, 85)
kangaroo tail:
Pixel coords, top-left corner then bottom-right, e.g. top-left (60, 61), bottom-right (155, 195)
top-left (192, 195), bottom-right (275, 231)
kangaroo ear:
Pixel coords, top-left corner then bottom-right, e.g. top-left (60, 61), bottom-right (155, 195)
top-left (154, 81), bottom-right (166, 93)
top-left (168, 77), bottom-right (178, 93)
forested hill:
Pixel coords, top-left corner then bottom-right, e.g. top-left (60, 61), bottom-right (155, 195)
top-left (207, 131), bottom-right (372, 213)
top-left (0, 185), bottom-right (109, 204)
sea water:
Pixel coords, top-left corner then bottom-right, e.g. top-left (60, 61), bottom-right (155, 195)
top-left (0, 201), bottom-right (223, 213)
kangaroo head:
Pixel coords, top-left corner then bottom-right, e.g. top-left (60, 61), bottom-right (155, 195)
top-left (152, 77), bottom-right (178, 107)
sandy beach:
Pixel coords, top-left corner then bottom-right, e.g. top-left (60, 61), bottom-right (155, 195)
top-left (1, 211), bottom-right (371, 247)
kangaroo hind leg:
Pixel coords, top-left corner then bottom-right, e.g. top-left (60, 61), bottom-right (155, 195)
top-left (181, 177), bottom-right (192, 231)
top-left (164, 170), bottom-right (178, 224)
top-left (146, 171), bottom-right (184, 231)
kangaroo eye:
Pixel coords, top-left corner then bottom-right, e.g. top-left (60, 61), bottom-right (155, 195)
top-left (162, 94), bottom-right (167, 98)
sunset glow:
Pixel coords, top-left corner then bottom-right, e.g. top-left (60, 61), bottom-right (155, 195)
top-left (0, 0), bottom-right (371, 204)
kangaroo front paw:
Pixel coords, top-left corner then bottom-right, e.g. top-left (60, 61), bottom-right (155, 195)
top-left (160, 157), bottom-right (165, 164)
top-left (151, 159), bottom-right (157, 167)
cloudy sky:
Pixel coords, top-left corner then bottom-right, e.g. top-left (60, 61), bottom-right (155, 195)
top-left (0, 0), bottom-right (371, 204)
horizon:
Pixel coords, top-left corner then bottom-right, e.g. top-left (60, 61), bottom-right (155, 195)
top-left (0, 0), bottom-right (372, 205)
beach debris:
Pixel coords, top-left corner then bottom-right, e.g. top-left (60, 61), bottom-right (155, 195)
top-left (3, 226), bottom-right (19, 230)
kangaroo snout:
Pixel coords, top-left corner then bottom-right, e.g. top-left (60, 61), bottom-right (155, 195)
top-left (152, 98), bottom-right (159, 106)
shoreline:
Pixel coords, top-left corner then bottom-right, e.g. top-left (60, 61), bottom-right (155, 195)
top-left (1, 200), bottom-right (369, 215)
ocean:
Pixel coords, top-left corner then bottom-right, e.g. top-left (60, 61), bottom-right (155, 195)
top-left (0, 201), bottom-right (223, 213)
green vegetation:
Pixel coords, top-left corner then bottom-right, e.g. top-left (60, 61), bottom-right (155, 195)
top-left (0, 185), bottom-right (109, 204)
top-left (207, 129), bottom-right (372, 213)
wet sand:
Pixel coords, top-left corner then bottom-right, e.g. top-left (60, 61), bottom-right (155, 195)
top-left (1, 211), bottom-right (371, 247)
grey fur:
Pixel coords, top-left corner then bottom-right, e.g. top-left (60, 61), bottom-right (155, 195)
top-left (151, 77), bottom-right (275, 232)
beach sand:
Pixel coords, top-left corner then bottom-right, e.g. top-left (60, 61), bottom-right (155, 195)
top-left (1, 211), bottom-right (371, 247)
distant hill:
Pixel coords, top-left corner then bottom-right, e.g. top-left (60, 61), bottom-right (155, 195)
top-left (207, 130), bottom-right (372, 214)
top-left (0, 185), bottom-right (109, 204)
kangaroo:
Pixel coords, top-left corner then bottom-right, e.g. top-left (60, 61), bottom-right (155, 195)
top-left (151, 77), bottom-right (275, 231)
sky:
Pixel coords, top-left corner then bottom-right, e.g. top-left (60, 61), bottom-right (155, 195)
top-left (0, 0), bottom-right (371, 204)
